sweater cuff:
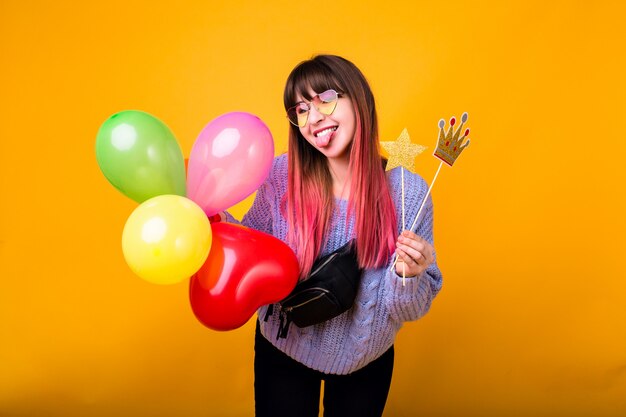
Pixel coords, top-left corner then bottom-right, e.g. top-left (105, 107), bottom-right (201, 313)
top-left (384, 268), bottom-right (435, 322)
top-left (388, 268), bottom-right (428, 294)
top-left (223, 211), bottom-right (240, 224)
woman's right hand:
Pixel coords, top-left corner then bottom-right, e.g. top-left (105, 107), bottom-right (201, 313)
top-left (394, 230), bottom-right (434, 277)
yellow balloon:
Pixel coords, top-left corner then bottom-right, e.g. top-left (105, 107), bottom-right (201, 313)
top-left (122, 195), bottom-right (212, 284)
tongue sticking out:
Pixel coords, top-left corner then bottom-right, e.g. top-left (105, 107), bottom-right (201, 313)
top-left (316, 135), bottom-right (331, 147)
top-left (315, 130), bottom-right (333, 147)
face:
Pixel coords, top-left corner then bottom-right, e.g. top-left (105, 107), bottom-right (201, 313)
top-left (294, 89), bottom-right (356, 162)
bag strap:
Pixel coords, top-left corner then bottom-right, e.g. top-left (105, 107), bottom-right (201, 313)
top-left (277, 309), bottom-right (292, 339)
top-left (264, 304), bottom-right (292, 339)
top-left (263, 304), bottom-right (274, 322)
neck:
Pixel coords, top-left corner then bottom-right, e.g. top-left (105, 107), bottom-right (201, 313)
top-left (327, 156), bottom-right (351, 200)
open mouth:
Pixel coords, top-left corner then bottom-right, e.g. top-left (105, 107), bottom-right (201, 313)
top-left (314, 126), bottom-right (337, 147)
top-left (314, 126), bottom-right (338, 148)
top-left (314, 126), bottom-right (338, 138)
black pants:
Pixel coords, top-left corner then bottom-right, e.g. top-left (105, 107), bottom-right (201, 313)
top-left (254, 322), bottom-right (394, 417)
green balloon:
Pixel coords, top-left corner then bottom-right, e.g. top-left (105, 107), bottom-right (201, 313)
top-left (96, 110), bottom-right (186, 203)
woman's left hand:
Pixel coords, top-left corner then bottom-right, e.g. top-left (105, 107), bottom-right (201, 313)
top-left (395, 230), bottom-right (434, 277)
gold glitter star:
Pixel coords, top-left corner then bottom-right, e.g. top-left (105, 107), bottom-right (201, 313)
top-left (380, 128), bottom-right (427, 172)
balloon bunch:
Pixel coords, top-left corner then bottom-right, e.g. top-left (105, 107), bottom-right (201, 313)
top-left (96, 111), bottom-right (299, 330)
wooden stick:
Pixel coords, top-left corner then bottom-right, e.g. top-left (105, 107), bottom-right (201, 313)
top-left (401, 167), bottom-right (406, 286)
top-left (390, 161), bottom-right (444, 276)
top-left (408, 161), bottom-right (443, 233)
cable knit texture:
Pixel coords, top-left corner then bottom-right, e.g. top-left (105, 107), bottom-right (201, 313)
top-left (233, 154), bottom-right (442, 375)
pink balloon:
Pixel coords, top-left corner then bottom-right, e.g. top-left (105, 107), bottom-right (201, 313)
top-left (187, 112), bottom-right (274, 216)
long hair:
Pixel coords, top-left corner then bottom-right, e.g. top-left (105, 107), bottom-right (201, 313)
top-left (283, 55), bottom-right (397, 277)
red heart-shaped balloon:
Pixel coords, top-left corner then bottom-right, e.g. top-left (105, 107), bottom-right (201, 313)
top-left (189, 222), bottom-right (299, 331)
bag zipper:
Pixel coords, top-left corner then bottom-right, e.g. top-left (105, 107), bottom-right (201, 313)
top-left (309, 253), bottom-right (339, 277)
top-left (282, 288), bottom-right (330, 312)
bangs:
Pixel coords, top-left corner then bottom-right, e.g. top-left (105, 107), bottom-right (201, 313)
top-left (284, 60), bottom-right (345, 109)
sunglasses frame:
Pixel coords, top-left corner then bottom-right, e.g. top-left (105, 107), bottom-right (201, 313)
top-left (286, 89), bottom-right (342, 128)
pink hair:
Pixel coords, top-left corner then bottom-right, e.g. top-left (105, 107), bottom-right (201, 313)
top-left (284, 55), bottom-right (397, 277)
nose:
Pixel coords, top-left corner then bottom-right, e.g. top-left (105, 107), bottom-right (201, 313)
top-left (307, 105), bottom-right (325, 125)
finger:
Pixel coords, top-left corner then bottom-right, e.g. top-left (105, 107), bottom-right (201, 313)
top-left (399, 233), bottom-right (435, 266)
top-left (421, 242), bottom-right (434, 265)
top-left (426, 248), bottom-right (435, 265)
top-left (396, 241), bottom-right (424, 264)
top-left (398, 233), bottom-right (426, 252)
top-left (400, 230), bottom-right (429, 243)
top-left (395, 248), bottom-right (413, 264)
top-left (395, 251), bottom-right (408, 263)
top-left (399, 230), bottom-right (421, 245)
top-left (395, 249), bottom-right (419, 276)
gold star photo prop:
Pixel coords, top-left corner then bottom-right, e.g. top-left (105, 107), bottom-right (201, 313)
top-left (381, 128), bottom-right (427, 285)
top-left (380, 128), bottom-right (427, 172)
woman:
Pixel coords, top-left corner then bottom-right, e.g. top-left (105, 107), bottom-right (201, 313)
top-left (228, 54), bottom-right (442, 417)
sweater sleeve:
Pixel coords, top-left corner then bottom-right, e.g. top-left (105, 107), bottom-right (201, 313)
top-left (238, 155), bottom-right (285, 235)
top-left (382, 190), bottom-right (443, 323)
top-left (240, 180), bottom-right (273, 234)
top-left (221, 189), bottom-right (271, 228)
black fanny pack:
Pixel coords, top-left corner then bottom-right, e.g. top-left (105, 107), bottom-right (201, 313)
top-left (266, 241), bottom-right (363, 339)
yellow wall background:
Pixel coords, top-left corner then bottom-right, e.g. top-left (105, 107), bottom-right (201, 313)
top-left (1, 1), bottom-right (625, 416)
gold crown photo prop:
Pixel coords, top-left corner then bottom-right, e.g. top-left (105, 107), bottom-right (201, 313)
top-left (390, 112), bottom-right (472, 281)
top-left (434, 112), bottom-right (470, 166)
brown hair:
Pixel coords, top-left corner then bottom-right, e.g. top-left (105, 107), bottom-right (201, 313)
top-left (283, 55), bottom-right (397, 276)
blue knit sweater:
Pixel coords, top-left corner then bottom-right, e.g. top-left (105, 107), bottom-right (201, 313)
top-left (229, 154), bottom-right (442, 375)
